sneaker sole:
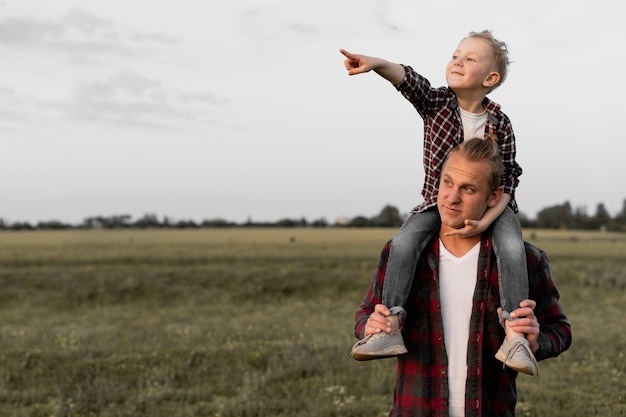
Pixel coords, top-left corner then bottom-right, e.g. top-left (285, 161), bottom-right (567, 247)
top-left (350, 345), bottom-right (408, 361)
top-left (495, 349), bottom-right (536, 375)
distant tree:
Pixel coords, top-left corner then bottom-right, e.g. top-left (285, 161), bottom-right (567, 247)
top-left (175, 219), bottom-right (198, 228)
top-left (311, 217), bottom-right (328, 228)
top-left (516, 211), bottom-right (533, 228)
top-left (590, 203), bottom-right (611, 231)
top-left (536, 202), bottom-right (572, 229)
top-left (275, 217), bottom-right (307, 227)
top-left (276, 218), bottom-right (297, 227)
top-left (372, 205), bottom-right (403, 227)
top-left (348, 216), bottom-right (371, 227)
top-left (9, 221), bottom-right (34, 230)
top-left (134, 213), bottom-right (161, 228)
top-left (201, 218), bottom-right (235, 228)
top-left (36, 220), bottom-right (71, 230)
top-left (571, 206), bottom-right (591, 230)
top-left (614, 199), bottom-right (626, 231)
top-left (82, 217), bottom-right (100, 228)
top-left (83, 215), bottom-right (132, 229)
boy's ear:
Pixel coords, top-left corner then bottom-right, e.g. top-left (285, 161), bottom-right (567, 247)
top-left (483, 72), bottom-right (500, 88)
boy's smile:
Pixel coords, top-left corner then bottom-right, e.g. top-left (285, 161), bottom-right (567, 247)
top-left (446, 37), bottom-right (498, 94)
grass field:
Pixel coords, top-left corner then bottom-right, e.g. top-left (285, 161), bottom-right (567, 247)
top-left (0, 228), bottom-right (624, 416)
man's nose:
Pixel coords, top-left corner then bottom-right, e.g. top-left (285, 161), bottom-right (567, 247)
top-left (447, 188), bottom-right (461, 202)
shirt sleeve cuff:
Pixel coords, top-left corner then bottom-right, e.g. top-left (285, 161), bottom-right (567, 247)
top-left (394, 64), bottom-right (410, 90)
top-left (535, 332), bottom-right (551, 360)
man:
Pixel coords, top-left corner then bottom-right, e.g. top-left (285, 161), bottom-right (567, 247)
top-left (352, 137), bottom-right (572, 417)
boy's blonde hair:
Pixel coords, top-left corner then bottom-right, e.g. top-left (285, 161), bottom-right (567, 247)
top-left (467, 30), bottom-right (510, 92)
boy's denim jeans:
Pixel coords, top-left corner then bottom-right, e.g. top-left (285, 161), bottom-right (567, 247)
top-left (382, 206), bottom-right (528, 320)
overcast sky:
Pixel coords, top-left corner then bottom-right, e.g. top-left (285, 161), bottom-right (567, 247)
top-left (1, 0), bottom-right (623, 225)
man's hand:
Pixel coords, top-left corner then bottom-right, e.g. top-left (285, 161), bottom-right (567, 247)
top-left (507, 299), bottom-right (540, 353)
top-left (364, 304), bottom-right (393, 337)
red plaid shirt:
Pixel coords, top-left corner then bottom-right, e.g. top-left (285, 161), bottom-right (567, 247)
top-left (355, 234), bottom-right (572, 417)
top-left (396, 66), bottom-right (523, 213)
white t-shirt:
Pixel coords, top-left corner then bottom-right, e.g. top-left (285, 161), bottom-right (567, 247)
top-left (438, 239), bottom-right (481, 417)
top-left (459, 107), bottom-right (488, 141)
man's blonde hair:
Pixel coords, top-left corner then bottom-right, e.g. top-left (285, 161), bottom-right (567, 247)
top-left (448, 136), bottom-right (503, 193)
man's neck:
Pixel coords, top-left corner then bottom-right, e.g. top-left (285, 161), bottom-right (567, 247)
top-left (439, 230), bottom-right (482, 258)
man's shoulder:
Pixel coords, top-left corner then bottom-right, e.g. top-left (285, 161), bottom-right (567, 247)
top-left (523, 240), bottom-right (545, 254)
top-left (523, 240), bottom-right (551, 267)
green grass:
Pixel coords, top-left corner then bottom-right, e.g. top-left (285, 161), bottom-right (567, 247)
top-left (0, 228), bottom-right (624, 416)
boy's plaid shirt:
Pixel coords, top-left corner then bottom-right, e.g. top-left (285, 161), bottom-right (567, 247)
top-left (395, 66), bottom-right (523, 214)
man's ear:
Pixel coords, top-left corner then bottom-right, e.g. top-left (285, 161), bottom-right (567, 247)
top-left (483, 72), bottom-right (500, 89)
top-left (487, 186), bottom-right (504, 208)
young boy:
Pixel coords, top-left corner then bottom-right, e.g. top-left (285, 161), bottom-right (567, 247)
top-left (341, 30), bottom-right (537, 375)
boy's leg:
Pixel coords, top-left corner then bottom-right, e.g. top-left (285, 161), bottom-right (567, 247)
top-left (351, 209), bottom-right (439, 361)
top-left (492, 207), bottom-right (528, 319)
top-left (492, 207), bottom-right (537, 375)
top-left (383, 208), bottom-right (440, 308)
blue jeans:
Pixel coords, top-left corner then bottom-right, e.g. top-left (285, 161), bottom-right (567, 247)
top-left (382, 206), bottom-right (528, 320)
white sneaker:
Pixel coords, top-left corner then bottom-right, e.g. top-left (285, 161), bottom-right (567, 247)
top-left (350, 307), bottom-right (407, 361)
top-left (495, 336), bottom-right (539, 376)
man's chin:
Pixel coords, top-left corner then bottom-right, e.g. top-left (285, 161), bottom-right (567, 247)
top-left (440, 211), bottom-right (462, 226)
top-left (441, 218), bottom-right (465, 231)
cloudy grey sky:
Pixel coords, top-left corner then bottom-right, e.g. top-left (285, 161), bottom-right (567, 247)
top-left (1, 0), bottom-right (623, 225)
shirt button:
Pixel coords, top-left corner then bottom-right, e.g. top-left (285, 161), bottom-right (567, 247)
top-left (441, 369), bottom-right (446, 375)
top-left (442, 400), bottom-right (448, 406)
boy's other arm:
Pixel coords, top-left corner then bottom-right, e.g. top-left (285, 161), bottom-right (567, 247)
top-left (339, 49), bottom-right (406, 85)
top-left (445, 193), bottom-right (511, 238)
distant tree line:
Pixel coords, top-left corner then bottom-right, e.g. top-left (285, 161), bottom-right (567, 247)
top-left (1, 200), bottom-right (626, 232)
top-left (518, 200), bottom-right (626, 232)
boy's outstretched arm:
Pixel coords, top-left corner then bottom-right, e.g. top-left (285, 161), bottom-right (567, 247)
top-left (445, 193), bottom-right (512, 238)
top-left (339, 49), bottom-right (405, 85)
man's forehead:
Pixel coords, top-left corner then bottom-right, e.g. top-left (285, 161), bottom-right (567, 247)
top-left (442, 155), bottom-right (489, 185)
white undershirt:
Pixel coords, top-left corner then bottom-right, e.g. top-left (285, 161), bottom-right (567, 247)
top-left (439, 239), bottom-right (480, 417)
top-left (459, 107), bottom-right (487, 142)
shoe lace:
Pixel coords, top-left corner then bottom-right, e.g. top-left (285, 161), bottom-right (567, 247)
top-left (506, 340), bottom-right (539, 375)
top-left (367, 331), bottom-right (388, 342)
